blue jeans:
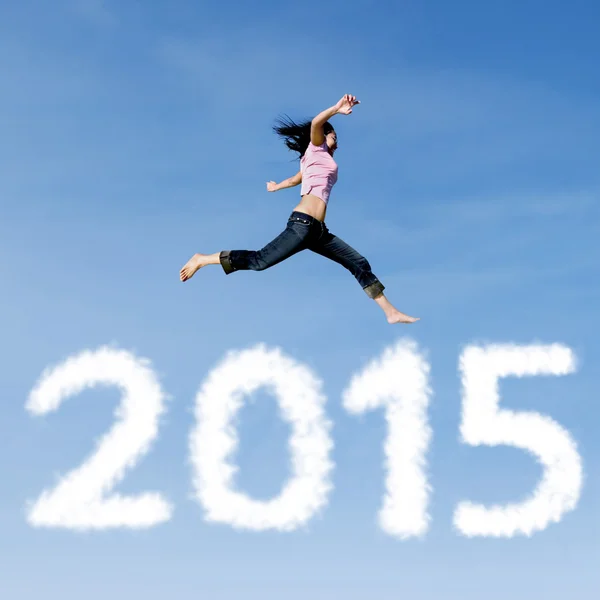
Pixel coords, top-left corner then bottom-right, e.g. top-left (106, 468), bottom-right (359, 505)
top-left (219, 211), bottom-right (385, 299)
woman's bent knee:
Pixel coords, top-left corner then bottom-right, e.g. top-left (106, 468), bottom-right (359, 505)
top-left (359, 258), bottom-right (371, 271)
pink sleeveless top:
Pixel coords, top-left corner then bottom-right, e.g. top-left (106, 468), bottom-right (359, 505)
top-left (300, 141), bottom-right (338, 205)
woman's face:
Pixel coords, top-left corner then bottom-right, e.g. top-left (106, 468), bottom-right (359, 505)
top-left (325, 129), bottom-right (338, 153)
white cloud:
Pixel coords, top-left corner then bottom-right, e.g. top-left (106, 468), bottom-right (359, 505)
top-left (342, 338), bottom-right (432, 539)
top-left (454, 343), bottom-right (583, 537)
top-left (25, 346), bottom-right (173, 530)
top-left (189, 344), bottom-right (334, 531)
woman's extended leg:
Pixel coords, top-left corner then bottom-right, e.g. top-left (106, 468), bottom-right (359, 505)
top-left (309, 225), bottom-right (419, 324)
top-left (180, 215), bottom-right (309, 282)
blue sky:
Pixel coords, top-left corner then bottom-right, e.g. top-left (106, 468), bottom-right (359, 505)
top-left (1, 0), bottom-right (599, 598)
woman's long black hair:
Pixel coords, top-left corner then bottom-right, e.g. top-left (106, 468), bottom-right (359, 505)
top-left (272, 115), bottom-right (333, 159)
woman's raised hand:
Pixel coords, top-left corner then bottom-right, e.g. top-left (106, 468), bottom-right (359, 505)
top-left (334, 94), bottom-right (360, 115)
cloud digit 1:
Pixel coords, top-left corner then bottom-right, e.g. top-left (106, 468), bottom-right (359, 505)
top-left (342, 338), bottom-right (433, 539)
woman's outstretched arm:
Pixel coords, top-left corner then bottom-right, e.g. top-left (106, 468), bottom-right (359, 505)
top-left (310, 94), bottom-right (360, 145)
top-left (266, 170), bottom-right (302, 192)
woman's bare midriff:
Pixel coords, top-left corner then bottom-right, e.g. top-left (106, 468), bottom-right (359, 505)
top-left (293, 194), bottom-right (327, 222)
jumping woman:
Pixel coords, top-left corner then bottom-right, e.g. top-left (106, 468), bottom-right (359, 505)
top-left (180, 94), bottom-right (419, 324)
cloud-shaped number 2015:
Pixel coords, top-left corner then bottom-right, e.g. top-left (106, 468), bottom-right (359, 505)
top-left (25, 338), bottom-right (583, 538)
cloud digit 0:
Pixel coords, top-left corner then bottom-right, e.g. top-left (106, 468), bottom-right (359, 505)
top-left (189, 344), bottom-right (334, 531)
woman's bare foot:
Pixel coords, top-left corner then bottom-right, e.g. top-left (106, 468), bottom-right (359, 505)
top-left (180, 253), bottom-right (207, 281)
top-left (373, 292), bottom-right (420, 324)
top-left (386, 310), bottom-right (420, 324)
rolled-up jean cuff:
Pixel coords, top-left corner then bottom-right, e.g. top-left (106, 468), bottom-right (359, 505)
top-left (363, 281), bottom-right (385, 299)
top-left (219, 250), bottom-right (235, 274)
